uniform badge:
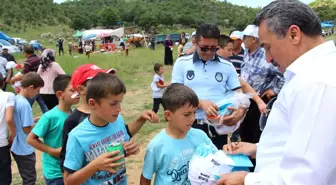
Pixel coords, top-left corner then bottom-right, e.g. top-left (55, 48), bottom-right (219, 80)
top-left (215, 72), bottom-right (223, 82)
top-left (186, 70), bottom-right (195, 80)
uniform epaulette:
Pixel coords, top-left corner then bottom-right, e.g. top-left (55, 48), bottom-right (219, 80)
top-left (217, 57), bottom-right (233, 66)
top-left (178, 53), bottom-right (194, 62)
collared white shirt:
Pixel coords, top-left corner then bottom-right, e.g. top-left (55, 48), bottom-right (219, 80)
top-left (245, 41), bottom-right (336, 185)
top-left (171, 52), bottom-right (241, 119)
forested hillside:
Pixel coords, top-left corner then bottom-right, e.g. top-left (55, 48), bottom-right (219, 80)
top-left (309, 0), bottom-right (336, 21)
top-left (0, 0), bottom-right (332, 33)
top-left (0, 0), bottom-right (260, 32)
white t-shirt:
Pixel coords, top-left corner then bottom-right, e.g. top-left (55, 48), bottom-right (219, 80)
top-left (0, 90), bottom-right (15, 147)
top-left (151, 74), bottom-right (165, 98)
top-left (85, 45), bottom-right (92, 52)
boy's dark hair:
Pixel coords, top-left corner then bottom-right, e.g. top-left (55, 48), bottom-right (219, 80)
top-left (153, 63), bottom-right (163, 73)
top-left (162, 83), bottom-right (199, 113)
top-left (86, 73), bottom-right (126, 103)
top-left (218, 35), bottom-right (234, 49)
top-left (196, 24), bottom-right (220, 42)
top-left (21, 72), bottom-right (44, 88)
top-left (53, 74), bottom-right (71, 93)
top-left (0, 75), bottom-right (3, 88)
top-left (23, 45), bottom-right (35, 55)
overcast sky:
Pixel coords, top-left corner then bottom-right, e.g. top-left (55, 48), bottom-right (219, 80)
top-left (53, 0), bottom-right (315, 7)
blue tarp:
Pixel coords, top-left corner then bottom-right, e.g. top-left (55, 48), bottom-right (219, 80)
top-left (0, 32), bottom-right (13, 42)
top-left (321, 22), bottom-right (334, 28)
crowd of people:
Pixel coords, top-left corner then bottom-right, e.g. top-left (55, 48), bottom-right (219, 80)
top-left (0, 0), bottom-right (336, 185)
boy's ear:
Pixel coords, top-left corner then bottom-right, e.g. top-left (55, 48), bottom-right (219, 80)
top-left (88, 98), bottom-right (97, 109)
top-left (164, 110), bottom-right (173, 121)
top-left (77, 85), bottom-right (86, 95)
top-left (28, 85), bottom-right (35, 91)
top-left (55, 90), bottom-right (63, 99)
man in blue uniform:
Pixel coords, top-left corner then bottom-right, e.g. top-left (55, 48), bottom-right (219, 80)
top-left (171, 24), bottom-right (246, 149)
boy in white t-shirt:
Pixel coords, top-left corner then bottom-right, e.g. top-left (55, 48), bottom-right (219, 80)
top-left (151, 63), bottom-right (168, 113)
top-left (0, 75), bottom-right (15, 184)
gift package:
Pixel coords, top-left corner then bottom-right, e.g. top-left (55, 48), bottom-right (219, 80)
top-left (188, 143), bottom-right (253, 185)
top-left (205, 91), bottom-right (252, 135)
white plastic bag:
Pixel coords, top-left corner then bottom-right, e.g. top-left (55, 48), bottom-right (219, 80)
top-left (188, 143), bottom-right (253, 185)
top-left (205, 91), bottom-right (252, 134)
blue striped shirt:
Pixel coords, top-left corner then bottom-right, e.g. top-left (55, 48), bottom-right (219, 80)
top-left (241, 47), bottom-right (284, 94)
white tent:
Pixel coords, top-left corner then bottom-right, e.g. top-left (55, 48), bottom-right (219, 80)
top-left (82, 27), bottom-right (125, 39)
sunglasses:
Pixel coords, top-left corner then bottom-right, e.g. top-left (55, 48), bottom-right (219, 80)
top-left (197, 43), bottom-right (219, 52)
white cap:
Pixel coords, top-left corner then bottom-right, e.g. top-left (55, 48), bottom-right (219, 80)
top-left (230, 31), bottom-right (243, 40)
top-left (191, 31), bottom-right (196, 37)
top-left (243, 25), bottom-right (259, 38)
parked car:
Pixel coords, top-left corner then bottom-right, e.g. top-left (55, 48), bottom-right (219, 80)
top-left (0, 39), bottom-right (21, 54)
top-left (13, 38), bottom-right (28, 51)
top-left (29, 40), bottom-right (44, 51)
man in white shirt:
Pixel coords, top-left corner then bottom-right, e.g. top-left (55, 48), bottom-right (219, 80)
top-left (0, 75), bottom-right (15, 184)
top-left (217, 0), bottom-right (336, 184)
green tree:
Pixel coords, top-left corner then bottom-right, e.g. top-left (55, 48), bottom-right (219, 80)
top-left (98, 7), bottom-right (120, 28)
top-left (138, 12), bottom-right (159, 31)
top-left (310, 0), bottom-right (336, 21)
top-left (70, 15), bottom-right (92, 30)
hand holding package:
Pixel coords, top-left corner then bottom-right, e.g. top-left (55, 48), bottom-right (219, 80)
top-left (188, 143), bottom-right (253, 185)
top-left (206, 91), bottom-right (252, 134)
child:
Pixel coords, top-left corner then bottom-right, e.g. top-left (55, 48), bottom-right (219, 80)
top-left (63, 72), bottom-right (159, 185)
top-left (59, 64), bottom-right (117, 171)
top-left (177, 40), bottom-right (185, 57)
top-left (217, 34), bottom-right (267, 113)
top-left (140, 83), bottom-right (215, 185)
top-left (151, 63), bottom-right (168, 113)
top-left (68, 42), bottom-right (73, 56)
top-left (0, 75), bottom-right (15, 185)
top-left (11, 72), bottom-right (44, 185)
top-left (217, 34), bottom-right (268, 143)
top-left (27, 75), bottom-right (78, 185)
top-left (85, 43), bottom-right (92, 59)
top-left (125, 42), bottom-right (130, 57)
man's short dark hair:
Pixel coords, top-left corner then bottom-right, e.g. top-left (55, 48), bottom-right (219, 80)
top-left (86, 73), bottom-right (126, 103)
top-left (196, 24), bottom-right (220, 42)
top-left (218, 35), bottom-right (234, 49)
top-left (0, 75), bottom-right (3, 88)
top-left (162, 83), bottom-right (199, 113)
top-left (23, 45), bottom-right (35, 55)
top-left (153, 63), bottom-right (163, 73)
top-left (254, 0), bottom-right (322, 38)
top-left (21, 72), bottom-right (44, 88)
top-left (53, 74), bottom-right (71, 93)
